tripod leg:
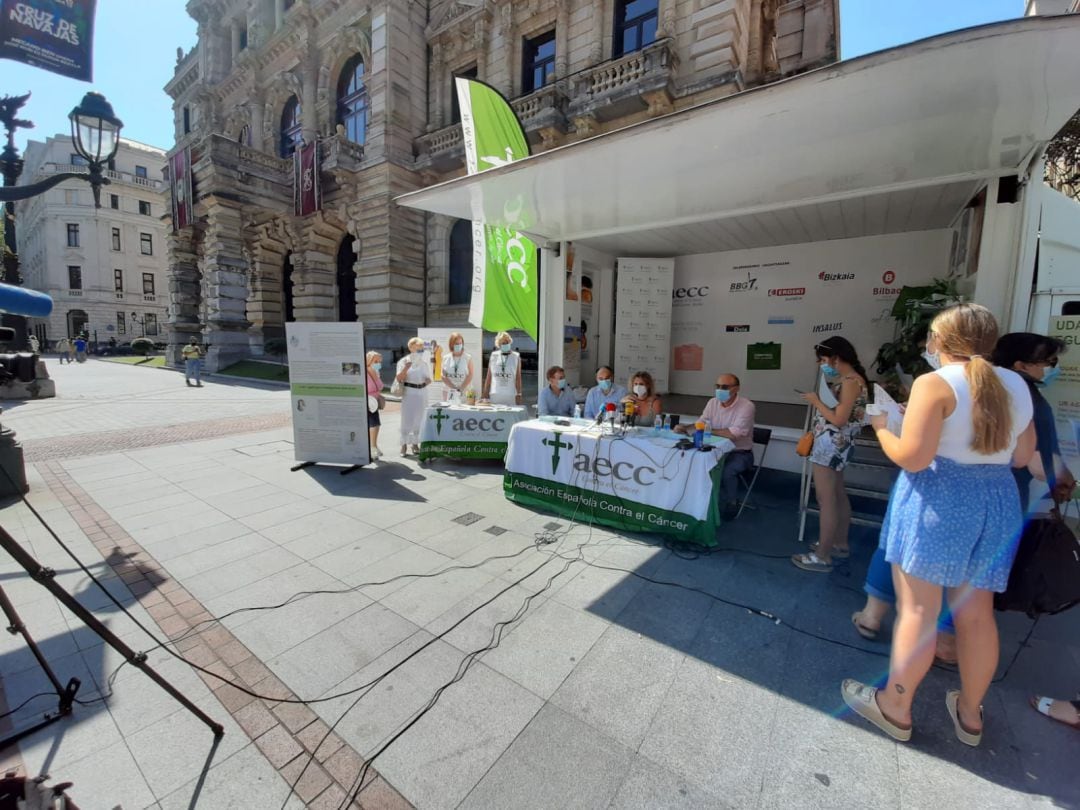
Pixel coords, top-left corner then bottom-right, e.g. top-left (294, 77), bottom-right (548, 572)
top-left (0, 527), bottom-right (224, 738)
top-left (0, 584), bottom-right (67, 697)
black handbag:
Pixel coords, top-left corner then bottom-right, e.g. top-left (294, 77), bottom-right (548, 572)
top-left (995, 506), bottom-right (1080, 618)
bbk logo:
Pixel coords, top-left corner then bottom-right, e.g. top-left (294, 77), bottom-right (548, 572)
top-left (428, 408), bottom-right (449, 436)
top-left (874, 270), bottom-right (901, 297)
top-left (818, 272), bottom-right (855, 282)
top-left (812, 322), bottom-right (843, 333)
top-left (542, 433), bottom-right (573, 474)
top-left (730, 273), bottom-right (757, 293)
top-left (768, 287), bottom-right (805, 298)
top-left (672, 286), bottom-right (710, 299)
top-left (572, 454), bottom-right (656, 485)
top-left (882, 270), bottom-right (896, 285)
top-left (726, 325), bottom-right (750, 333)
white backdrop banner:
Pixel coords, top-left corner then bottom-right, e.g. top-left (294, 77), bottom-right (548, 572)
top-left (670, 230), bottom-right (951, 402)
top-left (417, 328), bottom-right (483, 404)
top-left (615, 258), bottom-right (674, 393)
top-left (287, 322), bottom-right (370, 465)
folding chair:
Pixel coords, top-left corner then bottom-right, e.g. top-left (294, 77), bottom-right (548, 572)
top-left (735, 427), bottom-right (772, 520)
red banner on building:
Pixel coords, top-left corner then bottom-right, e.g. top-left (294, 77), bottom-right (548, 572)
top-left (169, 147), bottom-right (193, 231)
top-left (293, 141), bottom-right (321, 217)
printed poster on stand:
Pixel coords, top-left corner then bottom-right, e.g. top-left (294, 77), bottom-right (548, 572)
top-left (1047, 315), bottom-right (1080, 471)
top-left (417, 328), bottom-right (483, 405)
top-left (286, 322), bottom-right (370, 466)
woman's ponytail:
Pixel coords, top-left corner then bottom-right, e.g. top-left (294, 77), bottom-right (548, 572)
top-left (965, 355), bottom-right (1012, 454)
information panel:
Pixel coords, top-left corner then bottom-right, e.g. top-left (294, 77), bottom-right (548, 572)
top-left (1047, 315), bottom-right (1080, 472)
top-left (286, 322), bottom-right (370, 466)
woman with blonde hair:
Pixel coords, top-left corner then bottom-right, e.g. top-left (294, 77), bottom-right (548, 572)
top-left (622, 370), bottom-right (663, 421)
top-left (442, 331), bottom-right (474, 401)
top-left (365, 350), bottom-right (384, 460)
top-left (483, 331), bottom-right (522, 406)
top-left (843, 303), bottom-right (1035, 747)
top-left (395, 337), bottom-right (432, 455)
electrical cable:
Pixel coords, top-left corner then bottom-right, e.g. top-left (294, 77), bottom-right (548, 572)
top-left (0, 691), bottom-right (56, 721)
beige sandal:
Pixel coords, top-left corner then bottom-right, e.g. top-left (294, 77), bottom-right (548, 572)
top-left (945, 689), bottom-right (983, 747)
top-left (841, 679), bottom-right (912, 742)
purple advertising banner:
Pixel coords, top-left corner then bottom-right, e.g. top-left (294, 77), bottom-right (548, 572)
top-left (293, 141), bottom-right (321, 217)
top-left (169, 148), bottom-right (193, 231)
top-left (0, 0), bottom-right (96, 81)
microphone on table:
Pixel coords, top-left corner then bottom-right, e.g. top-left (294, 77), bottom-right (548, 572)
top-left (623, 399), bottom-right (636, 429)
top-left (604, 402), bottom-right (616, 430)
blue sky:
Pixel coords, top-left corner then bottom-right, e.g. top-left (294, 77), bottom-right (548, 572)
top-left (3, 0), bottom-right (1026, 156)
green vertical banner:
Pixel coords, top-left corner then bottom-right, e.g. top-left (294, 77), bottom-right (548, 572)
top-left (455, 77), bottom-right (539, 340)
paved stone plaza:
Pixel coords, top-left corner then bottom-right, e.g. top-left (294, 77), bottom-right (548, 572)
top-left (0, 361), bottom-right (1076, 809)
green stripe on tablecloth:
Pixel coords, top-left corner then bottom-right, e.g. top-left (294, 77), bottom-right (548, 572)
top-left (419, 441), bottom-right (508, 461)
top-left (503, 471), bottom-right (721, 547)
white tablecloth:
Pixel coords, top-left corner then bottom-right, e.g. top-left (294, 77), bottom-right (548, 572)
top-left (418, 403), bottom-right (528, 461)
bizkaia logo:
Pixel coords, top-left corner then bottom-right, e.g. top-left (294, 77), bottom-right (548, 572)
top-left (672, 286), bottom-right (710, 299)
top-left (874, 269), bottom-right (902, 297)
top-left (812, 322), bottom-right (843, 333)
top-left (729, 272), bottom-right (757, 293)
top-left (768, 287), bottom-right (805, 299)
top-left (818, 271), bottom-right (856, 282)
top-left (725, 325), bottom-right (750, 333)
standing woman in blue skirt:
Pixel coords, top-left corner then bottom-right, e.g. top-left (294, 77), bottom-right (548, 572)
top-left (842, 304), bottom-right (1035, 746)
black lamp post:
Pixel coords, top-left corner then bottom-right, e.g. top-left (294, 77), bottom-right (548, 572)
top-left (0, 91), bottom-right (123, 208)
top-left (130, 311), bottom-right (146, 337)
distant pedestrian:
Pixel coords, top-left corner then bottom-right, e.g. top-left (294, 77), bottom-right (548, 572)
top-left (182, 338), bottom-right (203, 387)
top-left (56, 338), bottom-right (70, 364)
top-left (73, 335), bottom-right (88, 363)
top-left (27, 335), bottom-right (39, 355)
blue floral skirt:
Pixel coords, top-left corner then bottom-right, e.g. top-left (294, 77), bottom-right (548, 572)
top-left (880, 456), bottom-right (1023, 592)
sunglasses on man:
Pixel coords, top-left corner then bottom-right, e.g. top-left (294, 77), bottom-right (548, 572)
top-left (715, 383), bottom-right (738, 390)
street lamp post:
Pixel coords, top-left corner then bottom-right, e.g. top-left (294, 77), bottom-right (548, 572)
top-left (130, 311), bottom-right (146, 337)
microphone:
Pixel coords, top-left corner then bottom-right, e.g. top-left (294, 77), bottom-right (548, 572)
top-left (604, 402), bottom-right (616, 428)
top-left (623, 399), bottom-right (636, 428)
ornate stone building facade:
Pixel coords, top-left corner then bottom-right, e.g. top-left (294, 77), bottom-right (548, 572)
top-left (165, 0), bottom-right (837, 370)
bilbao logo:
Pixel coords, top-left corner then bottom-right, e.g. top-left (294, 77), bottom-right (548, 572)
top-left (874, 269), bottom-right (902, 297)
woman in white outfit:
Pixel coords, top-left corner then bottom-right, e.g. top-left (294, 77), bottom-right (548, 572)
top-left (395, 337), bottom-right (432, 455)
top-left (483, 331), bottom-right (522, 406)
top-left (442, 331), bottom-right (474, 401)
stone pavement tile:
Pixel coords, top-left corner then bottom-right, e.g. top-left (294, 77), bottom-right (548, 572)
top-left (334, 497), bottom-right (438, 531)
top-left (240, 499), bottom-right (328, 532)
top-left (255, 722), bottom-right (305, 768)
top-left (204, 561), bottom-right (346, 629)
top-left (322, 540), bottom-right (451, 600)
top-left (406, 520), bottom-right (496, 559)
top-left (278, 755), bottom-right (334, 804)
top-left (215, 489), bottom-right (306, 520)
top-left (92, 653), bottom-right (211, 739)
top-left (106, 492), bottom-right (198, 522)
top-left (608, 753), bottom-right (734, 810)
top-left (379, 560), bottom-right (495, 628)
top-left (610, 580), bottom-right (714, 650)
top-left (162, 532), bottom-right (276, 580)
top-left (53, 738), bottom-right (157, 810)
top-left (158, 742), bottom-right (307, 810)
top-left (182, 547), bottom-right (305, 602)
top-left (140, 518), bottom-right (254, 562)
top-left (269, 603), bottom-right (421, 698)
top-left (478, 597), bottom-right (609, 699)
top-left (181, 472), bottom-right (270, 500)
top-left (550, 555), bottom-right (649, 616)
top-left (364, 658), bottom-right (543, 810)
top-left (383, 508), bottom-right (464, 544)
top-left (199, 482), bottom-right (286, 512)
top-left (115, 500), bottom-right (229, 534)
top-left (265, 509), bottom-right (376, 548)
top-left (637, 655), bottom-right (781, 807)
top-left (425, 578), bottom-right (547, 656)
top-left (296, 718), bottom-right (346, 762)
top-left (550, 625), bottom-right (685, 749)
top-left (459, 702), bottom-right (634, 810)
top-left (130, 514), bottom-right (238, 547)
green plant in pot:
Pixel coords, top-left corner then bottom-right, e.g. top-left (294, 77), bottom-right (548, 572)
top-left (874, 278), bottom-right (962, 401)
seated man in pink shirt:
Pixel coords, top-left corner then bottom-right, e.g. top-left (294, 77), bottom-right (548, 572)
top-left (677, 372), bottom-right (756, 517)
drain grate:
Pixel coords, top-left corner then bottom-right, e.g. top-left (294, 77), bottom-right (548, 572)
top-left (485, 526), bottom-right (507, 536)
top-left (543, 521), bottom-right (563, 531)
top-left (453, 512), bottom-right (484, 526)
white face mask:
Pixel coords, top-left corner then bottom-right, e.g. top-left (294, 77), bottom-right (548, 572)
top-left (452, 344), bottom-right (463, 354)
top-left (633, 384), bottom-right (647, 397)
top-left (922, 350), bottom-right (941, 370)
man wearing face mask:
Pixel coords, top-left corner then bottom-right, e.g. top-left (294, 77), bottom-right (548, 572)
top-left (677, 373), bottom-right (757, 517)
top-left (539, 365), bottom-right (576, 417)
top-left (584, 366), bottom-right (628, 419)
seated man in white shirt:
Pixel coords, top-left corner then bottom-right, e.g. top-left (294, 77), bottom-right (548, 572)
top-left (677, 372), bottom-right (756, 518)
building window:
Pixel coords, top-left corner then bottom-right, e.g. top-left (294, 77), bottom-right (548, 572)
top-left (614, 0), bottom-right (659, 57)
top-left (111, 227), bottom-right (121, 251)
top-left (139, 200), bottom-right (152, 216)
top-left (64, 189), bottom-right (79, 206)
top-left (114, 269), bottom-right (124, 292)
top-left (450, 66), bottom-right (478, 125)
top-left (110, 194), bottom-right (120, 210)
top-left (238, 124), bottom-right (250, 146)
top-left (280, 95), bottom-right (302, 158)
top-left (238, 26), bottom-right (248, 51)
top-left (523, 29), bottom-right (557, 93)
top-left (140, 233), bottom-right (153, 255)
top-left (144, 314), bottom-right (158, 336)
top-left (142, 273), bottom-right (155, 295)
top-left (337, 54), bottom-right (368, 146)
top-left (68, 266), bottom-right (82, 290)
top-left (448, 220), bottom-right (473, 305)
top-left (66, 223), bottom-right (79, 247)
top-left (117, 312), bottom-right (126, 335)
top-left (183, 106), bottom-right (191, 134)
top-left (70, 153), bottom-right (88, 167)
top-left (135, 165), bottom-right (148, 179)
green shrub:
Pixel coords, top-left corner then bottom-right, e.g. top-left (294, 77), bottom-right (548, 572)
top-left (264, 338), bottom-right (287, 360)
top-left (131, 338), bottom-right (155, 357)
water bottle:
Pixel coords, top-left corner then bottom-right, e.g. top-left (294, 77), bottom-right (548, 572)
top-left (693, 420), bottom-right (706, 450)
top-left (573, 403), bottom-right (582, 420)
top-left (653, 414), bottom-right (663, 435)
top-left (663, 414), bottom-right (671, 432)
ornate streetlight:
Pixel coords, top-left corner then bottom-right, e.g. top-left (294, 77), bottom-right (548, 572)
top-left (0, 91), bottom-right (123, 208)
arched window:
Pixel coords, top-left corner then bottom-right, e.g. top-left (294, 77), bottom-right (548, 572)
top-left (337, 55), bottom-right (368, 146)
top-left (279, 95), bottom-right (302, 158)
top-left (448, 220), bottom-right (473, 306)
top-left (238, 124), bottom-right (250, 146)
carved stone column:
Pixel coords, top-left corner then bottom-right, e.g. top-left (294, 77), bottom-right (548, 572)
top-left (431, 43), bottom-right (445, 131)
top-left (166, 228), bottom-right (202, 366)
top-left (200, 199), bottom-right (251, 371)
top-left (301, 53), bottom-right (320, 143)
top-left (655, 0), bottom-right (676, 38)
top-left (556, 0), bottom-right (570, 77)
top-left (249, 88), bottom-right (265, 151)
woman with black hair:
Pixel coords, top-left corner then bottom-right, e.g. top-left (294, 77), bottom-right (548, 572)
top-left (792, 336), bottom-right (869, 573)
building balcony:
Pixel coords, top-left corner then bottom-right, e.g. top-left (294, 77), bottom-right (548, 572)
top-left (566, 39), bottom-right (679, 125)
top-left (320, 135), bottom-right (366, 175)
top-left (36, 164), bottom-right (166, 191)
top-left (185, 134), bottom-right (293, 209)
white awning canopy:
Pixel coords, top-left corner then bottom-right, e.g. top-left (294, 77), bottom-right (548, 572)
top-left (396, 16), bottom-right (1080, 256)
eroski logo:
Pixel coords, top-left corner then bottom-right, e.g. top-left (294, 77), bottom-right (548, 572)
top-left (768, 288), bottom-right (805, 298)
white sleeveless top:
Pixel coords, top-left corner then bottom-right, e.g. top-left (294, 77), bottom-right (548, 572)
top-left (934, 363), bottom-right (1033, 465)
top-left (443, 351), bottom-right (471, 391)
top-left (489, 350), bottom-right (519, 405)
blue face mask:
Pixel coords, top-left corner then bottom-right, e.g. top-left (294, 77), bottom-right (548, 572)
top-left (1040, 366), bottom-right (1061, 386)
top-left (500, 344), bottom-right (512, 354)
top-left (820, 363), bottom-right (839, 378)
top-left (372, 362), bottom-right (382, 372)
top-left (715, 389), bottom-right (731, 403)
top-left (598, 379), bottom-right (612, 392)
top-left (557, 379), bottom-right (567, 390)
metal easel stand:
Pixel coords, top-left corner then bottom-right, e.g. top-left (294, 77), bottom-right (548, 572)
top-left (0, 526), bottom-right (224, 750)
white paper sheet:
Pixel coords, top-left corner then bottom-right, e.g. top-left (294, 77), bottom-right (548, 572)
top-left (818, 375), bottom-right (838, 409)
top-left (868, 383), bottom-right (904, 435)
